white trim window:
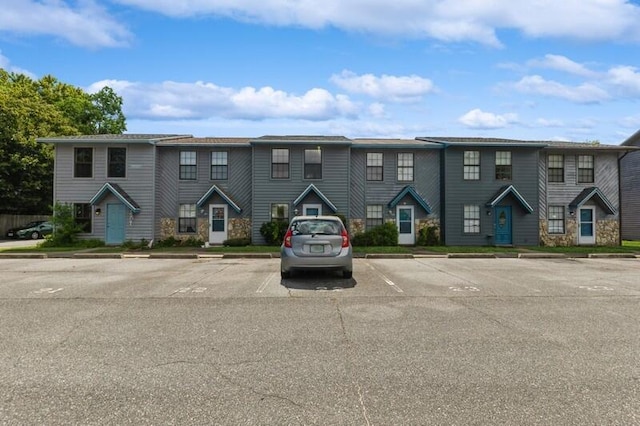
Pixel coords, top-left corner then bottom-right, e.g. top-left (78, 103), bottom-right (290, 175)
top-left (271, 149), bottom-right (289, 179)
top-left (464, 151), bottom-right (480, 180)
top-left (211, 151), bottom-right (228, 180)
top-left (577, 155), bottom-right (594, 183)
top-left (463, 205), bottom-right (480, 234)
top-left (366, 205), bottom-right (384, 229)
top-left (495, 151), bottom-right (511, 180)
top-left (548, 154), bottom-right (564, 183)
top-left (397, 153), bottom-right (414, 182)
top-left (180, 151), bottom-right (197, 180)
top-left (548, 206), bottom-right (565, 234)
top-left (366, 153), bottom-right (383, 181)
top-left (304, 148), bottom-right (322, 179)
top-left (271, 203), bottom-right (289, 222)
top-left (179, 204), bottom-right (197, 233)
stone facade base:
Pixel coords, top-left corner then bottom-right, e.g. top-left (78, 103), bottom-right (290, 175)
top-left (227, 218), bottom-right (251, 240)
top-left (160, 217), bottom-right (251, 243)
top-left (540, 219), bottom-right (620, 247)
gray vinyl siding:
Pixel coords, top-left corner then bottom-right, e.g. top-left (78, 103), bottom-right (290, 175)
top-left (443, 147), bottom-right (540, 246)
top-left (540, 151), bottom-right (620, 221)
top-left (53, 143), bottom-right (157, 241)
top-left (251, 144), bottom-right (351, 244)
top-left (350, 149), bottom-right (440, 222)
top-left (155, 147), bottom-right (252, 237)
top-left (621, 149), bottom-right (640, 239)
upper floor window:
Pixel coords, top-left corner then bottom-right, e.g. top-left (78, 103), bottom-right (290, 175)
top-left (74, 148), bottom-right (93, 178)
top-left (180, 151), bottom-right (197, 180)
top-left (74, 203), bottom-right (92, 233)
top-left (548, 206), bottom-right (565, 234)
top-left (463, 205), bottom-right (480, 234)
top-left (271, 203), bottom-right (289, 222)
top-left (178, 204), bottom-right (196, 233)
top-left (366, 205), bottom-right (384, 229)
top-left (548, 154), bottom-right (564, 183)
top-left (366, 153), bottom-right (383, 181)
top-left (577, 155), bottom-right (594, 183)
top-left (304, 148), bottom-right (322, 179)
top-left (272, 148), bottom-right (289, 179)
top-left (464, 151), bottom-right (480, 180)
top-left (107, 147), bottom-right (126, 178)
top-left (211, 151), bottom-right (228, 180)
top-left (495, 151), bottom-right (512, 180)
top-left (397, 153), bottom-right (414, 181)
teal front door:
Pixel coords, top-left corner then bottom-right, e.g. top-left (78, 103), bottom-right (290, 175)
top-left (106, 203), bottom-right (126, 245)
top-left (494, 206), bottom-right (512, 245)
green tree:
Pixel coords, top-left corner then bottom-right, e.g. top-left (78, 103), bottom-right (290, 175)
top-left (0, 69), bottom-right (126, 214)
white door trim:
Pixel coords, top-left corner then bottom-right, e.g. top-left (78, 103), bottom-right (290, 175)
top-left (209, 204), bottom-right (228, 244)
top-left (397, 206), bottom-right (415, 245)
top-left (578, 206), bottom-right (596, 245)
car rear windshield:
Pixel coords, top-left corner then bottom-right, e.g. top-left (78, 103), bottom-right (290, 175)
top-left (290, 219), bottom-right (342, 236)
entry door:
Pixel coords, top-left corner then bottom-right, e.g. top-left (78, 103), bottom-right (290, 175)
top-left (494, 206), bottom-right (512, 245)
top-left (209, 205), bottom-right (228, 244)
top-left (578, 206), bottom-right (596, 244)
top-left (303, 204), bottom-right (322, 216)
top-left (397, 206), bottom-right (414, 245)
top-left (106, 203), bottom-right (126, 245)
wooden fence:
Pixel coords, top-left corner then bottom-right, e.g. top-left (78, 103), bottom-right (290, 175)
top-left (0, 214), bottom-right (51, 237)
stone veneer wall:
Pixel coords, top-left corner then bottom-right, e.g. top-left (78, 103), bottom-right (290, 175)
top-left (160, 217), bottom-right (251, 243)
top-left (539, 218), bottom-right (620, 246)
top-left (227, 218), bottom-right (251, 240)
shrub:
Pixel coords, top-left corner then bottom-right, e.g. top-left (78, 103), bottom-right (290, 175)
top-left (417, 226), bottom-right (440, 246)
top-left (155, 236), bottom-right (203, 248)
top-left (41, 202), bottom-right (87, 247)
top-left (351, 222), bottom-right (398, 246)
top-left (223, 237), bottom-right (251, 247)
top-left (260, 221), bottom-right (288, 245)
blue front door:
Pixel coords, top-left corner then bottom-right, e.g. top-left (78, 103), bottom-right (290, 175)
top-left (106, 203), bottom-right (126, 245)
top-left (494, 206), bottom-right (512, 245)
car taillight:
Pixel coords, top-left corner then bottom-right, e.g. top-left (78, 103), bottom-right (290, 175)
top-left (341, 229), bottom-right (349, 248)
top-left (283, 229), bottom-right (293, 248)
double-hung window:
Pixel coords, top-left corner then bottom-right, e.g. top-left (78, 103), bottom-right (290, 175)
top-left (74, 203), bottom-right (92, 233)
top-left (366, 205), bottom-right (384, 229)
top-left (397, 153), bottom-right (414, 181)
top-left (211, 151), bottom-right (228, 180)
top-left (272, 149), bottom-right (289, 179)
top-left (463, 205), bottom-right (480, 234)
top-left (180, 151), bottom-right (197, 180)
top-left (548, 154), bottom-right (564, 183)
top-left (366, 153), bottom-right (383, 181)
top-left (464, 151), bottom-right (480, 180)
top-left (495, 151), bottom-right (512, 180)
top-left (74, 148), bottom-right (93, 178)
top-left (577, 155), bottom-right (594, 183)
top-left (178, 204), bottom-right (197, 233)
top-left (548, 206), bottom-right (565, 234)
top-left (304, 148), bottom-right (322, 179)
top-left (108, 147), bottom-right (126, 178)
top-left (271, 204), bottom-right (289, 222)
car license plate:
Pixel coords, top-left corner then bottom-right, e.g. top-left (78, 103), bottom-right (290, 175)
top-left (310, 244), bottom-right (324, 254)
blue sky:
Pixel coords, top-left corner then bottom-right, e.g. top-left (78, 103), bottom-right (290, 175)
top-left (2, 1), bottom-right (640, 144)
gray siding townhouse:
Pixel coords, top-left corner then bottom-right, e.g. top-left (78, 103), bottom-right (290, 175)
top-left (419, 138), bottom-right (543, 246)
top-left (350, 139), bottom-right (442, 244)
top-left (539, 141), bottom-right (633, 246)
top-left (39, 133), bottom-right (633, 247)
top-left (620, 129), bottom-right (640, 240)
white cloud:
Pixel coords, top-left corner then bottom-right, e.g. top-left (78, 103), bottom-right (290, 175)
top-left (368, 103), bottom-right (387, 118)
top-left (113, 0), bottom-right (640, 46)
top-left (0, 0), bottom-right (131, 47)
top-left (618, 114), bottom-right (640, 128)
top-left (0, 51), bottom-right (35, 77)
top-left (527, 54), bottom-right (597, 78)
top-left (88, 79), bottom-right (359, 121)
top-left (330, 70), bottom-right (435, 102)
top-left (536, 118), bottom-right (565, 128)
top-left (606, 66), bottom-right (640, 96)
top-left (511, 75), bottom-right (610, 103)
top-left (458, 109), bottom-right (518, 129)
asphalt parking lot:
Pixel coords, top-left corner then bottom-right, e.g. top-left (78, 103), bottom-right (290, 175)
top-left (1, 257), bottom-right (639, 424)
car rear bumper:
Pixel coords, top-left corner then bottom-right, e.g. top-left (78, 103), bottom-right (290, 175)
top-left (281, 247), bottom-right (353, 272)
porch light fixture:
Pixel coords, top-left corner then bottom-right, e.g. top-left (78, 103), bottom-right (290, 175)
top-left (95, 208), bottom-right (101, 216)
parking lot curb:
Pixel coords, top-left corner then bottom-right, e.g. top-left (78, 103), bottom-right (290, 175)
top-left (0, 253), bottom-right (47, 259)
top-left (587, 253), bottom-right (637, 259)
top-left (365, 253), bottom-right (414, 259)
top-left (518, 253), bottom-right (567, 258)
top-left (414, 254), bottom-right (448, 258)
top-left (148, 253), bottom-right (199, 259)
top-left (197, 254), bottom-right (224, 259)
top-left (447, 253), bottom-right (496, 258)
top-left (222, 253), bottom-right (273, 259)
top-left (73, 253), bottom-right (123, 259)
top-left (122, 254), bottom-right (151, 259)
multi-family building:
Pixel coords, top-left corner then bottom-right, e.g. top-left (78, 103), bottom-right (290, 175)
top-left (38, 134), bottom-right (634, 246)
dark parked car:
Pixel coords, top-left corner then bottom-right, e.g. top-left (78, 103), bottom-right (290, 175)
top-left (280, 215), bottom-right (353, 279)
top-left (5, 221), bottom-right (53, 239)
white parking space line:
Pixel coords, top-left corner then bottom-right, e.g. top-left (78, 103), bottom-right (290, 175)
top-left (365, 262), bottom-right (404, 293)
top-left (256, 272), bottom-right (277, 293)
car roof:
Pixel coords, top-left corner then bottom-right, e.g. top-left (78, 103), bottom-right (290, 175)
top-left (291, 215), bottom-right (343, 221)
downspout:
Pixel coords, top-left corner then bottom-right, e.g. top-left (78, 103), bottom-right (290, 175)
top-left (617, 150), bottom-right (631, 244)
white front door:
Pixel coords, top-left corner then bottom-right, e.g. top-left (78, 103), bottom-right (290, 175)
top-left (397, 206), bottom-right (415, 245)
top-left (209, 205), bottom-right (228, 244)
top-left (578, 206), bottom-right (596, 245)
top-left (303, 204), bottom-right (322, 216)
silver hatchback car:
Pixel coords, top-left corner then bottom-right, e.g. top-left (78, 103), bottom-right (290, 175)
top-left (280, 215), bottom-right (353, 279)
